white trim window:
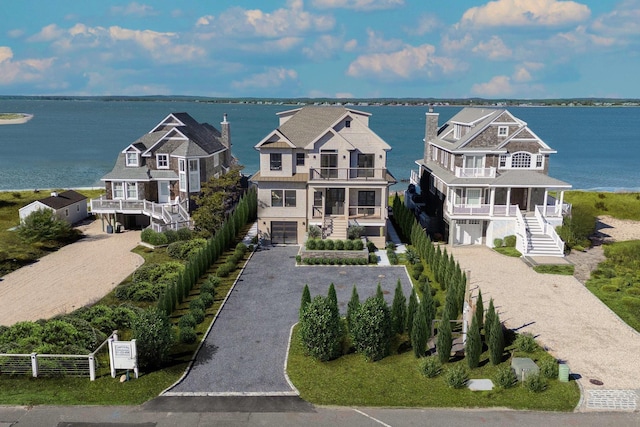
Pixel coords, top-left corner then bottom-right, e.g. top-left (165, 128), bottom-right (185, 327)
top-left (113, 182), bottom-right (124, 199)
top-left (125, 152), bottom-right (139, 167)
top-left (511, 152), bottom-right (531, 168)
top-left (112, 181), bottom-right (138, 200)
top-left (189, 159), bottom-right (200, 192)
top-left (536, 154), bottom-right (544, 169)
top-left (179, 159), bottom-right (187, 192)
top-left (499, 154), bottom-right (507, 168)
top-left (271, 190), bottom-right (296, 207)
top-left (126, 182), bottom-right (138, 199)
top-left (498, 126), bottom-right (509, 137)
top-left (214, 152), bottom-right (220, 167)
top-left (157, 153), bottom-right (169, 169)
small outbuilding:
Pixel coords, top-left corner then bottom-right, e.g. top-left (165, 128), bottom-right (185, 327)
top-left (19, 190), bottom-right (89, 225)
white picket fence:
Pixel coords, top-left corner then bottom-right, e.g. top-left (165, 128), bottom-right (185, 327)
top-left (0, 331), bottom-right (118, 381)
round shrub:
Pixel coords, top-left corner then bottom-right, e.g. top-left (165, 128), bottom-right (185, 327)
top-left (324, 239), bottom-right (335, 250)
top-left (176, 227), bottom-right (193, 241)
top-left (344, 240), bottom-right (354, 250)
top-left (295, 255), bottom-right (302, 264)
top-left (540, 358), bottom-right (559, 379)
top-left (131, 309), bottom-right (174, 370)
top-left (388, 252), bottom-right (399, 265)
top-left (163, 229), bottom-right (179, 244)
top-left (316, 239), bottom-right (326, 250)
top-left (216, 262), bottom-right (235, 277)
top-left (601, 284), bottom-right (619, 292)
top-left (299, 295), bottom-right (343, 361)
top-left (353, 240), bottom-right (364, 251)
top-left (200, 292), bottom-right (214, 308)
top-left (111, 305), bottom-right (139, 329)
top-left (366, 241), bottom-right (377, 253)
top-left (419, 356), bottom-right (442, 378)
top-left (514, 332), bottom-right (537, 353)
top-left (493, 238), bottom-right (504, 248)
top-left (444, 364), bottom-right (469, 389)
top-left (524, 373), bottom-right (547, 393)
top-left (503, 235), bottom-right (517, 247)
top-left (494, 365), bottom-right (516, 389)
top-left (189, 298), bottom-right (206, 312)
top-left (140, 229), bottom-right (168, 246)
top-left (178, 313), bottom-right (197, 329)
top-left (369, 253), bottom-right (378, 264)
top-left (306, 239), bottom-right (317, 250)
top-left (335, 240), bottom-right (345, 250)
top-left (200, 282), bottom-right (216, 296)
top-left (191, 308), bottom-right (205, 324)
top-left (179, 326), bottom-right (197, 344)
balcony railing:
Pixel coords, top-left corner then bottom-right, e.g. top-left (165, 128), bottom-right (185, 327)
top-left (454, 167), bottom-right (496, 178)
top-left (348, 206), bottom-right (382, 219)
top-left (91, 198), bottom-right (144, 212)
top-left (449, 203), bottom-right (519, 216)
top-left (309, 167), bottom-right (388, 181)
top-left (91, 196), bottom-right (191, 224)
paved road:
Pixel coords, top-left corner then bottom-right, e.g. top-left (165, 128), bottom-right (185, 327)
top-left (1, 403), bottom-right (638, 427)
top-left (166, 245), bottom-right (413, 395)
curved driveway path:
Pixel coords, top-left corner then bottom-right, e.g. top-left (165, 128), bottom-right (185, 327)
top-left (448, 245), bottom-right (640, 410)
top-left (166, 245), bottom-right (413, 395)
top-left (0, 220), bottom-right (143, 326)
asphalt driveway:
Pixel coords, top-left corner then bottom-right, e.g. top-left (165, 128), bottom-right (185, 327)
top-left (166, 245), bottom-right (413, 395)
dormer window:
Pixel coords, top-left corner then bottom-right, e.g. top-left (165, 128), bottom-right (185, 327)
top-left (125, 152), bottom-right (139, 167)
top-left (511, 152), bottom-right (531, 168)
top-left (498, 126), bottom-right (509, 137)
top-left (270, 153), bottom-right (282, 171)
top-left (157, 154), bottom-right (169, 169)
top-left (345, 120), bottom-right (351, 128)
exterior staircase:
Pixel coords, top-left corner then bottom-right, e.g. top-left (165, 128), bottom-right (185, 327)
top-left (325, 217), bottom-right (348, 240)
top-left (522, 214), bottom-right (564, 256)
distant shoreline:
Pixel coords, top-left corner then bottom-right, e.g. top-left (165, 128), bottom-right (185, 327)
top-left (0, 113), bottom-right (34, 125)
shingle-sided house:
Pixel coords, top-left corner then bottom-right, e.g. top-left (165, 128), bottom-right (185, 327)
top-left (91, 112), bottom-right (234, 231)
top-left (19, 190), bottom-right (88, 225)
top-left (251, 106), bottom-right (396, 247)
top-left (410, 107), bottom-right (572, 256)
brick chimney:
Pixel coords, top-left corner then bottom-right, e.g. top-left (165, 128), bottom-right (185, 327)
top-left (220, 113), bottom-right (231, 166)
top-left (424, 105), bottom-right (439, 163)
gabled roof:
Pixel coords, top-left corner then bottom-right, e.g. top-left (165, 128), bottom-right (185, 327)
top-left (102, 154), bottom-right (179, 181)
top-left (35, 190), bottom-right (87, 210)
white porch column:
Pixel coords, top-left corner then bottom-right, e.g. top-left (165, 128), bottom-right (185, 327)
top-left (506, 188), bottom-right (511, 215)
top-left (559, 190), bottom-right (565, 215)
top-left (526, 187), bottom-right (532, 212)
top-left (543, 189), bottom-right (548, 216)
top-left (489, 188), bottom-right (496, 216)
top-left (344, 186), bottom-right (350, 219)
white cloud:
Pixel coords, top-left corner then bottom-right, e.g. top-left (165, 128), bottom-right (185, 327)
top-left (303, 34), bottom-right (344, 60)
top-left (0, 46), bottom-right (55, 85)
top-left (591, 1), bottom-right (640, 38)
top-left (344, 39), bottom-right (358, 51)
top-left (8, 29), bottom-right (24, 38)
top-left (311, 0), bottom-right (404, 11)
top-left (545, 25), bottom-right (616, 52)
top-left (461, 0), bottom-right (590, 28)
top-left (471, 36), bottom-right (512, 60)
top-left (404, 14), bottom-right (441, 36)
top-left (346, 44), bottom-right (464, 81)
top-left (110, 3), bottom-right (157, 17)
top-left (471, 75), bottom-right (513, 96)
top-left (364, 29), bottom-right (403, 52)
top-left (441, 34), bottom-right (473, 52)
top-left (196, 15), bottom-right (214, 27)
top-left (512, 62), bottom-right (544, 82)
top-left (28, 24), bottom-right (65, 42)
top-left (240, 37), bottom-right (304, 53)
top-left (231, 67), bottom-right (298, 89)
top-left (335, 92), bottom-right (354, 98)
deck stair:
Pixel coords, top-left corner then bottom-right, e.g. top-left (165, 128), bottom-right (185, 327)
top-left (522, 214), bottom-right (564, 257)
top-left (325, 217), bottom-right (348, 240)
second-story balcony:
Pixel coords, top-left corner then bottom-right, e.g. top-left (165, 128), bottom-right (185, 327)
top-left (454, 166), bottom-right (496, 178)
top-left (309, 167), bottom-right (388, 181)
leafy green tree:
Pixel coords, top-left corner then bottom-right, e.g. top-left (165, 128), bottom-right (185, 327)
top-left (17, 208), bottom-right (80, 244)
top-left (466, 310), bottom-right (482, 369)
top-left (437, 312), bottom-right (453, 364)
top-left (351, 296), bottom-right (393, 361)
top-left (391, 280), bottom-right (407, 335)
top-left (191, 164), bottom-right (245, 237)
top-left (488, 312), bottom-right (505, 365)
top-left (346, 284), bottom-right (360, 332)
top-left (300, 284), bottom-right (311, 321)
top-left (406, 288), bottom-right (418, 341)
top-left (131, 309), bottom-right (174, 370)
top-left (299, 296), bottom-right (342, 361)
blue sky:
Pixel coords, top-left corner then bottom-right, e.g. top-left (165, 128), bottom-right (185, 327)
top-left (1, 0), bottom-right (638, 98)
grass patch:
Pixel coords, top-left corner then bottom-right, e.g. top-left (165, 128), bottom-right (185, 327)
top-left (0, 113), bottom-right (24, 120)
top-left (494, 247), bottom-right (522, 257)
top-left (287, 325), bottom-right (579, 411)
top-left (564, 191), bottom-right (640, 221)
top-left (533, 264), bottom-right (575, 275)
top-left (586, 240), bottom-right (640, 332)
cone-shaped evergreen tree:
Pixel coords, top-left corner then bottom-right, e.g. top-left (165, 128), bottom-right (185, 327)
top-left (488, 312), bottom-right (504, 365)
top-left (423, 283), bottom-right (436, 337)
top-left (300, 284), bottom-right (311, 321)
top-left (406, 288), bottom-right (418, 341)
top-left (328, 283), bottom-right (338, 309)
top-left (411, 302), bottom-right (428, 357)
top-left (485, 298), bottom-right (496, 342)
top-left (391, 280), bottom-right (407, 335)
top-left (347, 284), bottom-right (360, 332)
top-left (437, 311), bottom-right (453, 364)
top-left (475, 290), bottom-right (484, 333)
top-left (376, 282), bottom-right (384, 303)
top-left (466, 309), bottom-right (482, 369)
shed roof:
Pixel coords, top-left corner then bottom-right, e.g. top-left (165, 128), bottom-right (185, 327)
top-left (36, 190), bottom-right (87, 210)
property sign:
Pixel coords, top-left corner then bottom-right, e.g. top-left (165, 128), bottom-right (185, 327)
top-left (108, 339), bottom-right (139, 378)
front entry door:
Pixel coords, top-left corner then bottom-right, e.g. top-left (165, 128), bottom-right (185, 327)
top-left (325, 188), bottom-right (345, 215)
top-left (510, 188), bottom-right (527, 210)
top-left (158, 181), bottom-right (170, 204)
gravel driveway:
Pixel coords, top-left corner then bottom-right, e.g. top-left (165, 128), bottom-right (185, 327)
top-left (166, 245), bottom-right (413, 395)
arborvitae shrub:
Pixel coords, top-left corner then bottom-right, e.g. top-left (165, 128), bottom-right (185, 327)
top-left (347, 285), bottom-right (360, 332)
top-left (327, 283), bottom-right (338, 310)
top-left (391, 280), bottom-right (407, 335)
top-left (191, 308), bottom-right (205, 324)
top-left (351, 297), bottom-right (393, 362)
top-left (179, 326), bottom-right (197, 344)
top-left (466, 313), bottom-right (482, 369)
top-left (475, 290), bottom-right (484, 333)
top-left (406, 288), bottom-right (418, 340)
top-left (488, 314), bottom-right (505, 365)
top-left (300, 284), bottom-right (312, 321)
top-left (411, 302), bottom-right (428, 357)
top-left (299, 296), bottom-right (343, 361)
top-left (437, 315), bottom-right (453, 364)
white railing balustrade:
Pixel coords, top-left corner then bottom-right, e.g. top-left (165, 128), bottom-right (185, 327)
top-left (454, 167), bottom-right (496, 178)
top-left (348, 206), bottom-right (382, 218)
top-left (410, 169), bottom-right (420, 185)
top-left (309, 167), bottom-right (388, 181)
top-left (515, 208), bottom-right (529, 255)
top-left (535, 206), bottom-right (565, 253)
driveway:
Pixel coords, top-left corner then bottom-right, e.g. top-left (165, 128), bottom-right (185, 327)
top-left (448, 245), bottom-right (640, 410)
top-left (166, 245), bottom-right (413, 395)
top-left (0, 220), bottom-right (143, 326)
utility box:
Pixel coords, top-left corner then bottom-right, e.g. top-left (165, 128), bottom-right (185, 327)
top-left (511, 357), bottom-right (540, 382)
top-left (558, 363), bottom-right (570, 382)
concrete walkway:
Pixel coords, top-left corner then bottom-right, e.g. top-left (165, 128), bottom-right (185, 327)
top-left (0, 220), bottom-right (143, 326)
top-left (165, 245), bottom-right (413, 396)
top-left (448, 245), bottom-right (640, 411)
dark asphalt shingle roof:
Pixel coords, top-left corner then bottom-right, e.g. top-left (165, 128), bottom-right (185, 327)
top-left (37, 190), bottom-right (87, 209)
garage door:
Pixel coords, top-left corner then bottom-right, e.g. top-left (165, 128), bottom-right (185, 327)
top-left (271, 221), bottom-right (298, 244)
top-left (454, 220), bottom-right (483, 245)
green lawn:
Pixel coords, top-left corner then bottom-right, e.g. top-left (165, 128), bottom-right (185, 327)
top-left (564, 191), bottom-right (640, 221)
top-left (287, 326), bottom-right (580, 411)
top-left (533, 264), bottom-right (575, 275)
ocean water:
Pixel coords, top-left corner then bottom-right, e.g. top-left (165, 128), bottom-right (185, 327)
top-left (0, 99), bottom-right (639, 192)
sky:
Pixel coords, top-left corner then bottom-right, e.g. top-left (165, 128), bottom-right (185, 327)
top-left (1, 0), bottom-right (639, 99)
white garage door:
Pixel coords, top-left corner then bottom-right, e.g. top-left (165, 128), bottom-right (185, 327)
top-left (455, 220), bottom-right (483, 245)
